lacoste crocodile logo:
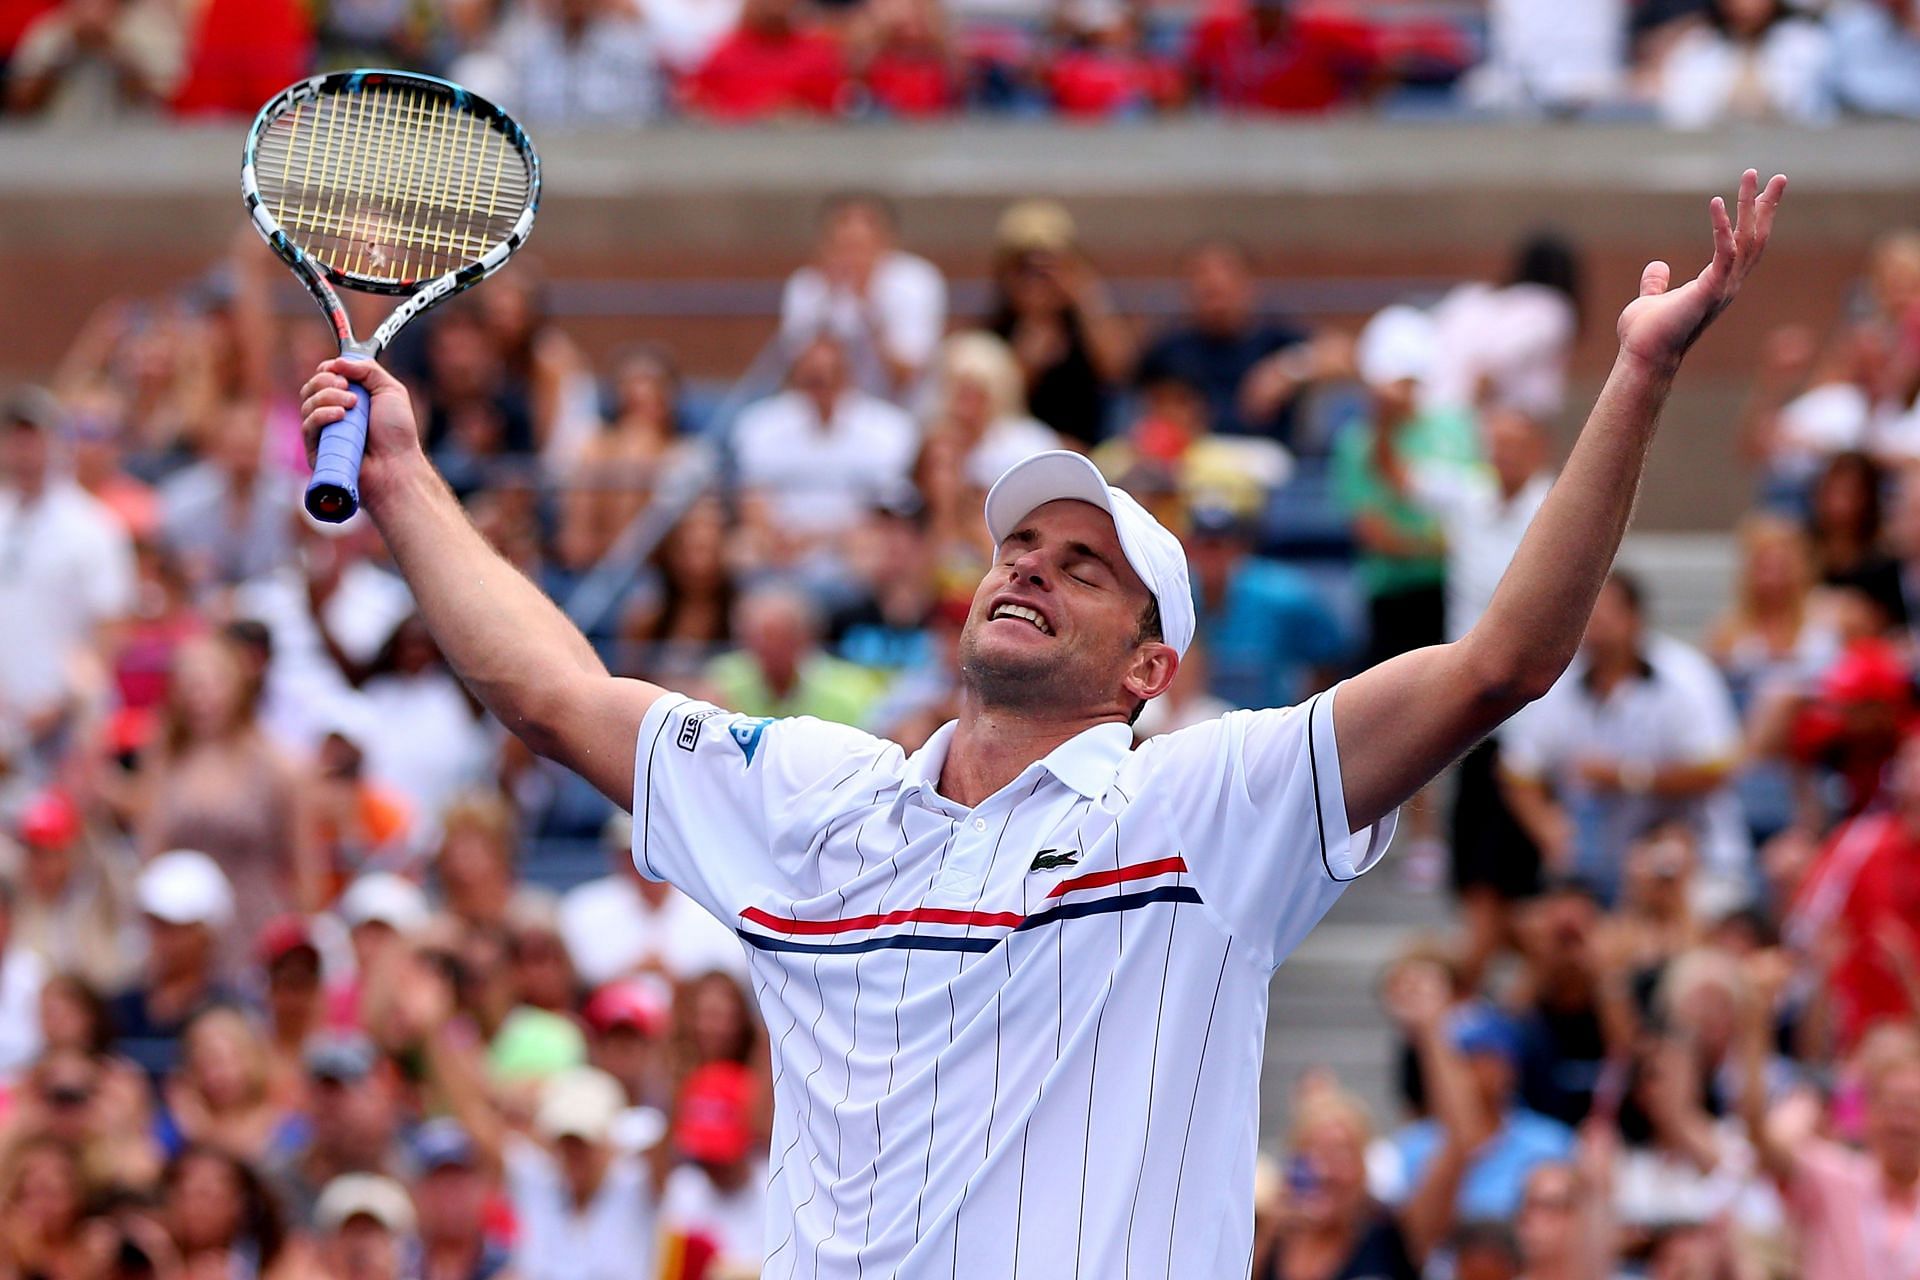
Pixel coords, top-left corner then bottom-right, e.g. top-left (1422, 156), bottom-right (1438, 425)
top-left (1029, 849), bottom-right (1081, 873)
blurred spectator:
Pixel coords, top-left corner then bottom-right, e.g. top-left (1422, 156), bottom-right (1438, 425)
top-left (1184, 504), bottom-right (1345, 709)
top-left (311, 729), bottom-right (413, 884)
top-left (420, 309), bottom-right (536, 499)
top-left (434, 792), bottom-right (548, 935)
top-left (454, 0), bottom-right (659, 126)
top-left (683, 0), bottom-right (848, 119)
top-left (0, 389), bottom-right (135, 764)
top-left (356, 617), bottom-right (495, 855)
top-left (435, 1050), bottom-right (663, 1280)
top-left (659, 1062), bottom-right (765, 1274)
top-left (1461, 0), bottom-right (1626, 115)
top-left (275, 1033), bottom-right (407, 1221)
top-left (1134, 239), bottom-right (1330, 445)
top-left (473, 272), bottom-right (602, 468)
top-left (111, 850), bottom-right (237, 1080)
top-left (636, 0), bottom-right (743, 74)
top-left (410, 1119), bottom-right (511, 1280)
top-left (1706, 513), bottom-right (1838, 704)
top-left (852, 0), bottom-right (958, 117)
top-left (704, 585), bottom-right (884, 724)
top-left (4, 0), bottom-right (182, 122)
top-left (1502, 573), bottom-right (1751, 908)
top-left (257, 915), bottom-right (323, 1098)
top-left (624, 496), bottom-right (738, 671)
top-left (1506, 879), bottom-right (1634, 1128)
top-left (1789, 735), bottom-right (1920, 1049)
top-left (1829, 0), bottom-right (1920, 120)
top-left (1655, 0), bottom-right (1834, 128)
top-left (303, 1172), bottom-right (419, 1280)
top-left (170, 0), bottom-right (310, 116)
top-left (1382, 1001), bottom-right (1575, 1222)
top-left (231, 513), bottom-right (411, 758)
top-left (0, 882), bottom-right (46, 1082)
top-left (1427, 233), bottom-right (1583, 422)
top-left (1188, 0), bottom-right (1378, 113)
top-left (1043, 4), bottom-right (1182, 118)
top-left (666, 971), bottom-right (763, 1105)
top-left (162, 1142), bottom-right (289, 1279)
top-left (1739, 969), bottom-right (1920, 1280)
top-left (732, 334), bottom-right (917, 560)
top-left (986, 200), bottom-right (1134, 448)
top-left (158, 400), bottom-right (296, 592)
top-left (1333, 306), bottom-right (1476, 671)
top-left (1254, 960), bottom-right (1487, 1280)
top-left (1807, 450), bottom-right (1904, 621)
top-left (829, 499), bottom-right (944, 673)
top-left (562, 345), bottom-right (689, 566)
top-left (159, 1006), bottom-right (296, 1165)
top-left (8, 789), bottom-right (138, 995)
top-left (0, 1136), bottom-right (91, 1276)
top-left (779, 193), bottom-right (948, 402)
top-left (583, 978), bottom-right (671, 1112)
top-left (921, 331), bottom-right (1058, 490)
top-left (134, 632), bottom-right (321, 950)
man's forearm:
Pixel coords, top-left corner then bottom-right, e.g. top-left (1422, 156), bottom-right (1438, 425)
top-left (364, 452), bottom-right (608, 743)
top-left (1463, 354), bottom-right (1675, 702)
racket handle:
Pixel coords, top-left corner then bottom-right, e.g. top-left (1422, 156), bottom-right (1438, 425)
top-left (306, 353), bottom-right (370, 523)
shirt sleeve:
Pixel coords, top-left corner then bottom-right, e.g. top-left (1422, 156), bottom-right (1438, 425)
top-left (1138, 684), bottom-right (1397, 969)
top-left (630, 694), bottom-right (900, 924)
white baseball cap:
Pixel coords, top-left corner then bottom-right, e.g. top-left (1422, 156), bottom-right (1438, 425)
top-left (535, 1066), bottom-right (627, 1144)
top-left (137, 851), bottom-right (234, 928)
top-left (983, 450), bottom-right (1195, 658)
top-left (314, 1173), bottom-right (417, 1235)
top-left (1356, 304), bottom-right (1438, 389)
top-left (338, 872), bottom-right (431, 934)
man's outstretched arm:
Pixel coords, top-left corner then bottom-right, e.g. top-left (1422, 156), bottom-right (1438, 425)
top-left (299, 360), bottom-right (663, 807)
top-left (1336, 169), bottom-right (1788, 832)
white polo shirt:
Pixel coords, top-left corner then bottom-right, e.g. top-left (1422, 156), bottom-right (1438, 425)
top-left (632, 686), bottom-right (1394, 1278)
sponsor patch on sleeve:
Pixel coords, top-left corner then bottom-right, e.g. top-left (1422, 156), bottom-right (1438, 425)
top-left (677, 709), bottom-right (721, 752)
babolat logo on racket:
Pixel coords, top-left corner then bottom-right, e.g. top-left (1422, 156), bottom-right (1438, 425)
top-left (677, 710), bottom-right (720, 752)
top-left (1029, 848), bottom-right (1081, 872)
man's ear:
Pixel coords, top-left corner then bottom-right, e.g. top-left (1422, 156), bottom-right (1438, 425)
top-left (1122, 643), bottom-right (1179, 706)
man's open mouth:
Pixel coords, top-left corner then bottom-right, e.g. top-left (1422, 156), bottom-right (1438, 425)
top-left (990, 603), bottom-right (1053, 635)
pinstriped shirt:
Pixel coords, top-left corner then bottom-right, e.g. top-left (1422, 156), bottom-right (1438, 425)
top-left (632, 684), bottom-right (1396, 1278)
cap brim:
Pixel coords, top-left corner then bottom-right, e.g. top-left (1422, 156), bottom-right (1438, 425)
top-left (983, 451), bottom-right (1114, 547)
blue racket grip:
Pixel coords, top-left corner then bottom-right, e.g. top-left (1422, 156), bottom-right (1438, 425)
top-left (306, 353), bottom-right (371, 523)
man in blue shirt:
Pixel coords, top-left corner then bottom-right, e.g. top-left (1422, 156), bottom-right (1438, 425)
top-left (1135, 239), bottom-right (1322, 444)
top-left (1186, 504), bottom-right (1349, 708)
top-left (1387, 1003), bottom-right (1577, 1221)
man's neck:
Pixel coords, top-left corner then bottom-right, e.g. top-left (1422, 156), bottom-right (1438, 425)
top-left (939, 700), bottom-right (1118, 808)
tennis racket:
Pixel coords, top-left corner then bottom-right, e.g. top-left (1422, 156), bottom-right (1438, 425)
top-left (242, 69), bottom-right (541, 522)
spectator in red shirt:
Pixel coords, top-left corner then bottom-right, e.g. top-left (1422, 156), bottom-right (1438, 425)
top-left (684, 0), bottom-right (848, 120)
top-left (1792, 733), bottom-right (1920, 1049)
top-left (853, 0), bottom-right (956, 118)
top-left (1044, 3), bottom-right (1182, 118)
top-left (1188, 0), bottom-right (1378, 113)
top-left (170, 0), bottom-right (310, 117)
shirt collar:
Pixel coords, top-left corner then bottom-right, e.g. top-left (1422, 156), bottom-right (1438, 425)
top-left (899, 720), bottom-right (1134, 805)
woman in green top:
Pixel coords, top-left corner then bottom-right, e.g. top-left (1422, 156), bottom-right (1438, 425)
top-left (1333, 306), bottom-right (1481, 669)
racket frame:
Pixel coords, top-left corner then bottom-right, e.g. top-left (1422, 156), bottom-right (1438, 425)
top-left (240, 69), bottom-right (541, 519)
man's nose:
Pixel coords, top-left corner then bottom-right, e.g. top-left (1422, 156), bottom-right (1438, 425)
top-left (1009, 548), bottom-right (1051, 588)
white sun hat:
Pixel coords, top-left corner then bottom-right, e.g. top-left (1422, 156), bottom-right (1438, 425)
top-left (982, 450), bottom-right (1195, 658)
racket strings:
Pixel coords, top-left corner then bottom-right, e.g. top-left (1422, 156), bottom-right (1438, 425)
top-left (255, 84), bottom-right (532, 284)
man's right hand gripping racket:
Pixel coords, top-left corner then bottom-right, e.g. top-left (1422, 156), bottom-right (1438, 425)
top-left (242, 70), bottom-right (541, 522)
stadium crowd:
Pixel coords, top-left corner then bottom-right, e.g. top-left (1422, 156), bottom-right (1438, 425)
top-left (1, 174), bottom-right (1920, 1280)
top-left (1, 0), bottom-right (1920, 126)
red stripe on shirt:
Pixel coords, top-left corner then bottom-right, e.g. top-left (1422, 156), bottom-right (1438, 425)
top-left (739, 904), bottom-right (1027, 935)
top-left (1045, 855), bottom-right (1188, 899)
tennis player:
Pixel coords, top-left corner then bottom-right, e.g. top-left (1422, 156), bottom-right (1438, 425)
top-left (300, 171), bottom-right (1784, 1277)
